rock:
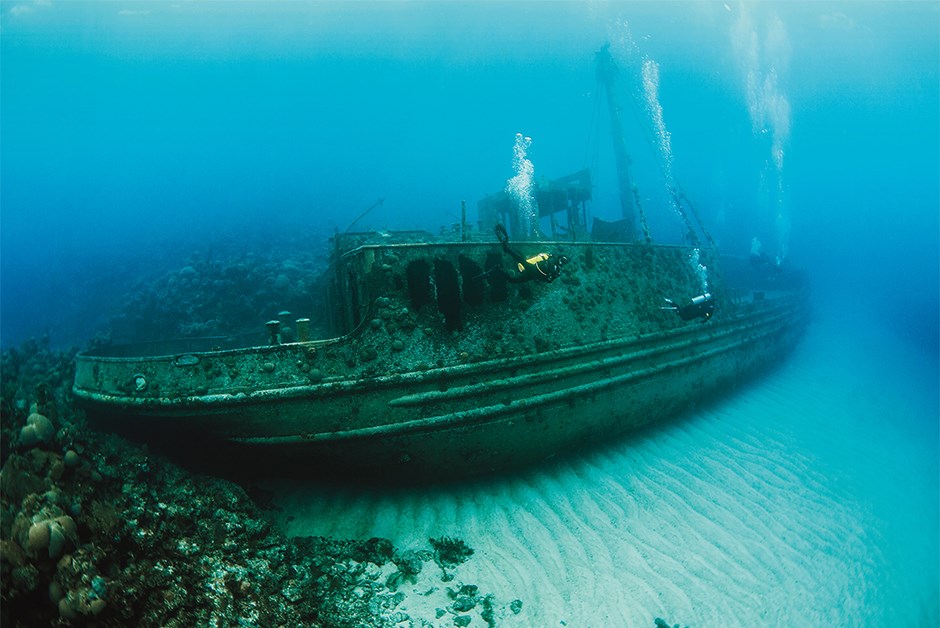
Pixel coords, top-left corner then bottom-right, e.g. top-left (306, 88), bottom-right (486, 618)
top-left (54, 515), bottom-right (77, 537)
top-left (58, 597), bottom-right (77, 620)
top-left (89, 598), bottom-right (107, 615)
top-left (457, 584), bottom-right (477, 597)
top-left (47, 521), bottom-right (66, 558)
top-left (429, 536), bottom-right (474, 570)
top-left (19, 413), bottom-right (55, 448)
top-left (64, 450), bottom-right (80, 468)
top-left (19, 425), bottom-right (39, 448)
top-left (452, 595), bottom-right (475, 612)
top-left (27, 521), bottom-right (50, 552)
top-left (393, 549), bottom-right (427, 575)
top-left (454, 615), bottom-right (471, 627)
top-left (27, 413), bottom-right (55, 442)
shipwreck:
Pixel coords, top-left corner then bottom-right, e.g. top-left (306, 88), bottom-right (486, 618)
top-left (73, 46), bottom-right (808, 478)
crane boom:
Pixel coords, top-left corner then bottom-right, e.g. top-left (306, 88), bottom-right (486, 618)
top-left (595, 43), bottom-right (637, 240)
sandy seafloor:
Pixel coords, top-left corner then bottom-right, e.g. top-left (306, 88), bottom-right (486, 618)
top-left (267, 306), bottom-right (939, 627)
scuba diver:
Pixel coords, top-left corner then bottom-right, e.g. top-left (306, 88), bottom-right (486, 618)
top-left (662, 293), bottom-right (714, 322)
top-left (491, 223), bottom-right (569, 284)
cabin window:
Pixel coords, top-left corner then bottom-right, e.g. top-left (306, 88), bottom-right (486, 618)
top-left (458, 255), bottom-right (485, 307)
top-left (406, 260), bottom-right (432, 311)
top-left (434, 260), bottom-right (462, 331)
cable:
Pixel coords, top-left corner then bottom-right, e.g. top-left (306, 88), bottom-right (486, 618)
top-left (344, 197), bottom-right (386, 233)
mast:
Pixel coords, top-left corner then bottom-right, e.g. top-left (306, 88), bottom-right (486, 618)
top-left (595, 43), bottom-right (637, 239)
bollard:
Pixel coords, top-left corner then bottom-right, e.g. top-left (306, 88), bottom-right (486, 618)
top-left (265, 320), bottom-right (281, 345)
top-left (296, 318), bottom-right (311, 342)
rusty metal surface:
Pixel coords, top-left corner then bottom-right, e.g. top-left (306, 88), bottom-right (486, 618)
top-left (73, 239), bottom-right (808, 475)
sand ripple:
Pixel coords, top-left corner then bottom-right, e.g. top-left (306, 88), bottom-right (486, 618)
top-left (272, 318), bottom-right (939, 625)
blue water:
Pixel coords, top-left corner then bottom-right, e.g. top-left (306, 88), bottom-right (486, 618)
top-left (2, 1), bottom-right (937, 623)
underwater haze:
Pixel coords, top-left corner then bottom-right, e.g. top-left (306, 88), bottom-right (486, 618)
top-left (1, 1), bottom-right (937, 349)
top-left (1, 1), bottom-right (938, 625)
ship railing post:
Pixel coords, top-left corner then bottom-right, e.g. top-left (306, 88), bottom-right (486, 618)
top-left (461, 200), bottom-right (467, 242)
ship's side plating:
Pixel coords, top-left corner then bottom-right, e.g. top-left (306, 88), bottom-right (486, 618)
top-left (73, 238), bottom-right (808, 476)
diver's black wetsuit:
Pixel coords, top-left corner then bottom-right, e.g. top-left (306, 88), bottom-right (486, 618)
top-left (664, 293), bottom-right (714, 322)
top-left (494, 224), bottom-right (566, 284)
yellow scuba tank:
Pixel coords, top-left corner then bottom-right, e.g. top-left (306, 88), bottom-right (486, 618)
top-left (518, 253), bottom-right (551, 273)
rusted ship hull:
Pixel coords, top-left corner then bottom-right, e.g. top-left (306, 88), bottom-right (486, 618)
top-left (239, 294), bottom-right (803, 476)
top-left (74, 43), bottom-right (809, 478)
top-left (73, 238), bottom-right (808, 477)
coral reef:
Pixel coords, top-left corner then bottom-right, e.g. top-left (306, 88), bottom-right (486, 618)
top-left (1, 341), bottom-right (522, 626)
top-left (2, 231), bottom-right (731, 625)
top-left (106, 244), bottom-right (330, 344)
top-left (429, 536), bottom-right (474, 581)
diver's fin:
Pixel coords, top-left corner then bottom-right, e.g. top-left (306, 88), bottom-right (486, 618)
top-left (494, 223), bottom-right (509, 245)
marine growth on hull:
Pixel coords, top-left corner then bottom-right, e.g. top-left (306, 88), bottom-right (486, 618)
top-left (327, 237), bottom-right (721, 379)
